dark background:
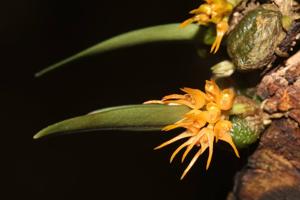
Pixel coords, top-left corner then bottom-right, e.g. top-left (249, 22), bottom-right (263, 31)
top-left (3, 1), bottom-right (251, 199)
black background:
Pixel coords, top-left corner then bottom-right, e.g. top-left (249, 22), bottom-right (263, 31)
top-left (3, 1), bottom-right (251, 199)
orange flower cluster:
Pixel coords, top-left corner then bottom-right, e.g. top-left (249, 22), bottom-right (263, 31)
top-left (180, 0), bottom-right (233, 53)
top-left (146, 80), bottom-right (239, 179)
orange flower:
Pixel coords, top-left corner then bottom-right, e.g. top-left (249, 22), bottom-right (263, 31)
top-left (146, 80), bottom-right (239, 179)
top-left (180, 0), bottom-right (233, 53)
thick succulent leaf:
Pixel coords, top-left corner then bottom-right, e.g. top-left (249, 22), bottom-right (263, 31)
top-left (34, 104), bottom-right (190, 139)
top-left (35, 23), bottom-right (200, 77)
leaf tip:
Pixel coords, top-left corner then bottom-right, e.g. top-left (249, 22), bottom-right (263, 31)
top-left (33, 127), bottom-right (51, 139)
top-left (34, 72), bottom-right (43, 78)
top-left (34, 67), bottom-right (51, 78)
top-left (33, 131), bottom-right (43, 139)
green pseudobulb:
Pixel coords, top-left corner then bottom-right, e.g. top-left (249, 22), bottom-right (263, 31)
top-left (230, 115), bottom-right (261, 148)
top-left (227, 5), bottom-right (285, 71)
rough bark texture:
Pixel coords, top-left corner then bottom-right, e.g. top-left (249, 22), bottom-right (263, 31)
top-left (228, 51), bottom-right (300, 200)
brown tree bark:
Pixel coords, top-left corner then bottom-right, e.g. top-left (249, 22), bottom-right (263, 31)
top-left (228, 50), bottom-right (300, 200)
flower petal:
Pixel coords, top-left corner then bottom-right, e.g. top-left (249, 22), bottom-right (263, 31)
top-left (162, 94), bottom-right (186, 101)
top-left (181, 87), bottom-right (207, 109)
top-left (181, 129), bottom-right (206, 162)
top-left (213, 119), bottom-right (231, 141)
top-left (180, 142), bottom-right (208, 179)
top-left (170, 137), bottom-right (194, 163)
top-left (205, 128), bottom-right (215, 169)
top-left (218, 88), bottom-right (235, 110)
top-left (205, 80), bottom-right (221, 103)
top-left (154, 131), bottom-right (193, 150)
top-left (219, 132), bottom-right (240, 158)
top-left (204, 102), bottom-right (221, 124)
top-left (214, 120), bottom-right (239, 157)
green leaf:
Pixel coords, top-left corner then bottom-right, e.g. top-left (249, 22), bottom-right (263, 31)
top-left (35, 23), bottom-right (200, 77)
top-left (33, 104), bottom-right (190, 139)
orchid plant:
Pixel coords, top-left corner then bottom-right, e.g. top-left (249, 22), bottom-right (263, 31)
top-left (35, 0), bottom-right (299, 180)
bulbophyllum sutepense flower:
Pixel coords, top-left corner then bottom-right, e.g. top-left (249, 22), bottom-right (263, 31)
top-left (180, 0), bottom-right (234, 53)
top-left (145, 80), bottom-right (239, 179)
